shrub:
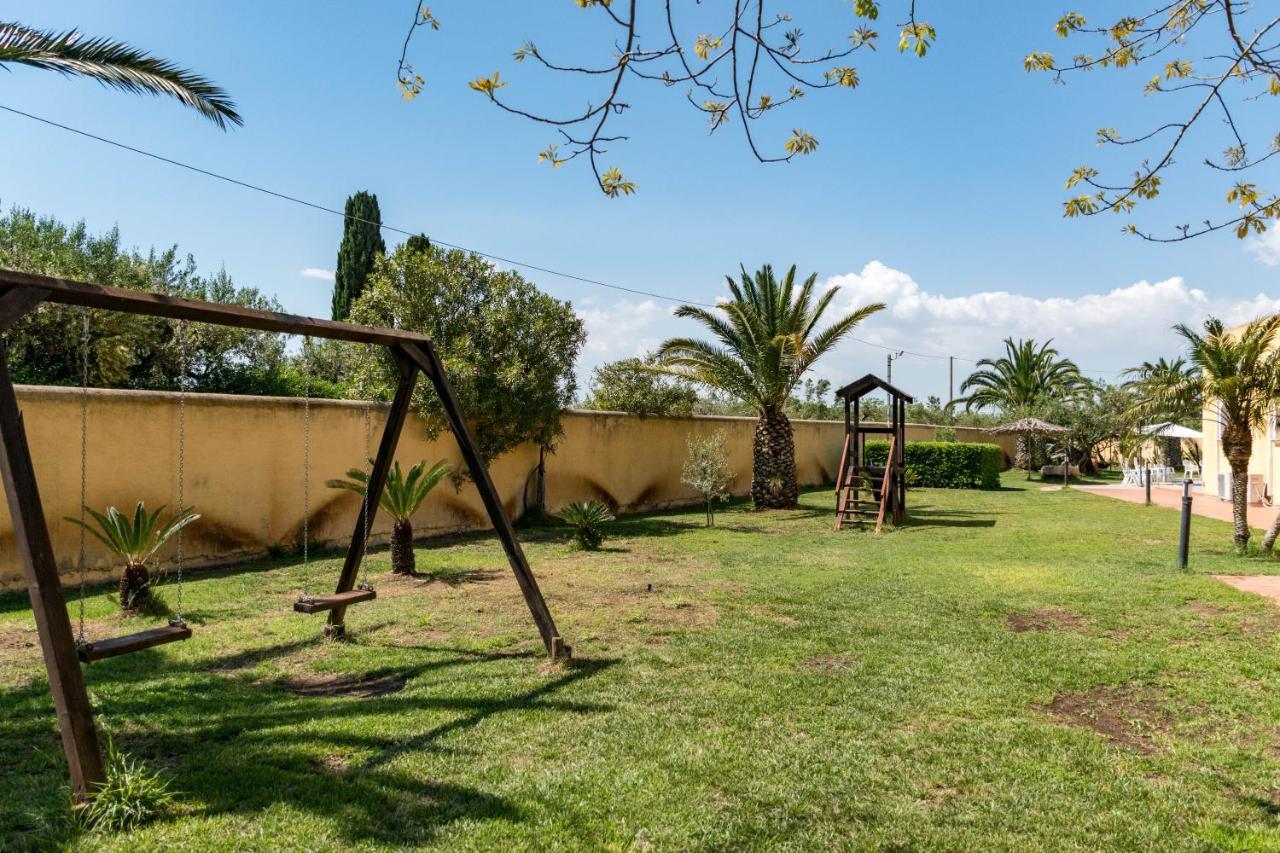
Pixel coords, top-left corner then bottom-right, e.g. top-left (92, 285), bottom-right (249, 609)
top-left (681, 430), bottom-right (735, 527)
top-left (557, 500), bottom-right (615, 550)
top-left (79, 738), bottom-right (176, 832)
top-left (865, 441), bottom-right (1002, 489)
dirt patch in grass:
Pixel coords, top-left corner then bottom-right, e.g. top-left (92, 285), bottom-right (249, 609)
top-left (1006, 609), bottom-right (1085, 633)
top-left (1187, 602), bottom-right (1229, 618)
top-left (1034, 686), bottom-right (1174, 753)
top-left (283, 672), bottom-right (406, 698)
top-left (804, 654), bottom-right (857, 674)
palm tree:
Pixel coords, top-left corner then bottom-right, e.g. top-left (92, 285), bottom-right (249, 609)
top-left (327, 459), bottom-right (450, 575)
top-left (1122, 356), bottom-right (1202, 467)
top-left (1135, 317), bottom-right (1280, 554)
top-left (954, 337), bottom-right (1086, 470)
top-left (655, 264), bottom-right (884, 509)
top-left (65, 502), bottom-right (200, 611)
top-left (0, 22), bottom-right (241, 128)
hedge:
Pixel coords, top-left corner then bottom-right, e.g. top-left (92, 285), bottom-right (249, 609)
top-left (864, 440), bottom-right (1003, 489)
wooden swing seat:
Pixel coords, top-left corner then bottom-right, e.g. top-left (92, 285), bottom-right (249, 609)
top-left (77, 623), bottom-right (193, 663)
top-left (293, 588), bottom-right (376, 614)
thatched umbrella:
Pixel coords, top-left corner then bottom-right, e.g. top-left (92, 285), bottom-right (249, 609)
top-left (987, 417), bottom-right (1069, 479)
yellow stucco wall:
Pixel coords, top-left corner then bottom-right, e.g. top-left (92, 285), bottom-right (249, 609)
top-left (0, 386), bottom-right (1014, 589)
top-left (1200, 400), bottom-right (1279, 500)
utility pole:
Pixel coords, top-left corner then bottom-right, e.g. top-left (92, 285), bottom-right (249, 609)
top-left (948, 356), bottom-right (954, 405)
top-left (886, 350), bottom-right (904, 411)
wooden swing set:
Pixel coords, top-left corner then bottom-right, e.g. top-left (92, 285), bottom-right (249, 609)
top-left (0, 268), bottom-right (569, 802)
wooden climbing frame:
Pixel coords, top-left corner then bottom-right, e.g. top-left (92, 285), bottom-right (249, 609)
top-left (0, 268), bottom-right (570, 801)
top-left (833, 373), bottom-right (913, 531)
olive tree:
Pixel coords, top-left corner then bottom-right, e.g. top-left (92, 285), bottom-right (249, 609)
top-left (350, 243), bottom-right (586, 466)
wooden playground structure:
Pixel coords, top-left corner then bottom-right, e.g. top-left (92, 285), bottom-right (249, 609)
top-left (833, 374), bottom-right (912, 532)
top-left (0, 268), bottom-right (569, 802)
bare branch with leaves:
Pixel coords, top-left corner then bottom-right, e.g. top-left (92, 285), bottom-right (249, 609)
top-left (397, 1), bottom-right (933, 196)
top-left (1027, 1), bottom-right (1280, 242)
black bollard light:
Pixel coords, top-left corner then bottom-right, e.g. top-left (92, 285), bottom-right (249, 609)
top-left (1178, 478), bottom-right (1193, 570)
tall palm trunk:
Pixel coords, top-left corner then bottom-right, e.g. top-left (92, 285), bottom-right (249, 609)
top-left (119, 561), bottom-right (150, 611)
top-left (390, 518), bottom-right (416, 575)
top-left (752, 409), bottom-right (798, 509)
top-left (1222, 423), bottom-right (1253, 554)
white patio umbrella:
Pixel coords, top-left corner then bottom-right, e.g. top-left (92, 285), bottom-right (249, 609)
top-left (1139, 422), bottom-right (1202, 440)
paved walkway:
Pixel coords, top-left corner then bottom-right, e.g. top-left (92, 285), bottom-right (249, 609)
top-left (1073, 484), bottom-right (1278, 530)
top-left (1213, 575), bottom-right (1280, 607)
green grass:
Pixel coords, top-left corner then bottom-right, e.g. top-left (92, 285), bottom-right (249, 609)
top-left (3, 472), bottom-right (1280, 850)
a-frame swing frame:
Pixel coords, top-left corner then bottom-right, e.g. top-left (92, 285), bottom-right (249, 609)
top-left (0, 268), bottom-right (570, 802)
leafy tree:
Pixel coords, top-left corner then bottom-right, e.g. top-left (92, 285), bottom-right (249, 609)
top-left (332, 191), bottom-right (386, 321)
top-left (0, 206), bottom-right (291, 393)
top-left (789, 379), bottom-right (841, 421)
top-left (682, 430), bottom-right (735, 527)
top-left (582, 354), bottom-right (697, 417)
top-left (1133, 317), bottom-right (1280, 554)
top-left (350, 243), bottom-right (586, 466)
top-left (1043, 383), bottom-right (1137, 474)
top-left (0, 20), bottom-right (240, 128)
top-left (403, 233), bottom-right (431, 254)
top-left (655, 263), bottom-right (884, 509)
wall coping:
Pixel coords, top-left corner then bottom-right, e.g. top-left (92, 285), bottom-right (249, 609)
top-left (14, 386), bottom-right (996, 434)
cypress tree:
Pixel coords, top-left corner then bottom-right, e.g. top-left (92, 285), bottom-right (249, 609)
top-left (404, 233), bottom-right (431, 254)
top-left (332, 191), bottom-right (386, 320)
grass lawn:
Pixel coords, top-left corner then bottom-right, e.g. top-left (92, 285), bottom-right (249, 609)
top-left (3, 473), bottom-right (1280, 850)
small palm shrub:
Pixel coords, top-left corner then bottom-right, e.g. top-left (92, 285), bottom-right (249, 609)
top-left (65, 503), bottom-right (200, 611)
top-left (557, 500), bottom-right (614, 550)
top-left (327, 459), bottom-right (450, 574)
top-left (79, 738), bottom-right (176, 832)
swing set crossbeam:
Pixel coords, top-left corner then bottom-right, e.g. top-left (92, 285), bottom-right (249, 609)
top-left (0, 268), bottom-right (570, 804)
top-left (77, 623), bottom-right (193, 663)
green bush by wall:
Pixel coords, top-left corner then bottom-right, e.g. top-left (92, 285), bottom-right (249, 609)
top-left (865, 440), bottom-right (1003, 489)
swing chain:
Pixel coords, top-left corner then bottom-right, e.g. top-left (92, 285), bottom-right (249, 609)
top-left (358, 343), bottom-right (373, 592)
top-left (172, 320), bottom-right (187, 628)
top-left (76, 308), bottom-right (90, 647)
top-left (300, 336), bottom-right (312, 601)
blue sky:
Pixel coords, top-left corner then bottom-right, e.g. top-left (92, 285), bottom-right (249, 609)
top-left (2, 1), bottom-right (1277, 401)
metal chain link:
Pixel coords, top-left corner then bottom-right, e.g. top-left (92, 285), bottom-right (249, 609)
top-left (300, 336), bottom-right (312, 600)
top-left (359, 343), bottom-right (373, 590)
top-left (76, 308), bottom-right (90, 646)
top-left (172, 320), bottom-right (187, 627)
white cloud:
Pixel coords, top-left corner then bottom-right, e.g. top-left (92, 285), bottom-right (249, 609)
top-left (576, 299), bottom-right (665, 357)
top-left (1246, 227), bottom-right (1280, 266)
top-left (569, 262), bottom-right (1280, 404)
top-left (818, 261), bottom-right (1280, 399)
top-left (300, 268), bottom-right (335, 281)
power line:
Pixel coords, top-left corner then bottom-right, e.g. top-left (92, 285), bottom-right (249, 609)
top-left (0, 103), bottom-right (710, 308)
top-left (0, 103), bottom-right (1145, 377)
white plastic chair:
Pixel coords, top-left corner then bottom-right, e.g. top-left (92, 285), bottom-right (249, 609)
top-left (1121, 459), bottom-right (1141, 486)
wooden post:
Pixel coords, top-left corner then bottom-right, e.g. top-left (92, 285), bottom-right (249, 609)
top-left (325, 348), bottom-right (419, 637)
top-left (0, 342), bottom-right (105, 800)
top-left (403, 342), bottom-right (568, 658)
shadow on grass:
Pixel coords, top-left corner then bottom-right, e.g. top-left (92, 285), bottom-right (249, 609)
top-left (3, 635), bottom-right (619, 847)
top-left (900, 505), bottom-right (999, 530)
